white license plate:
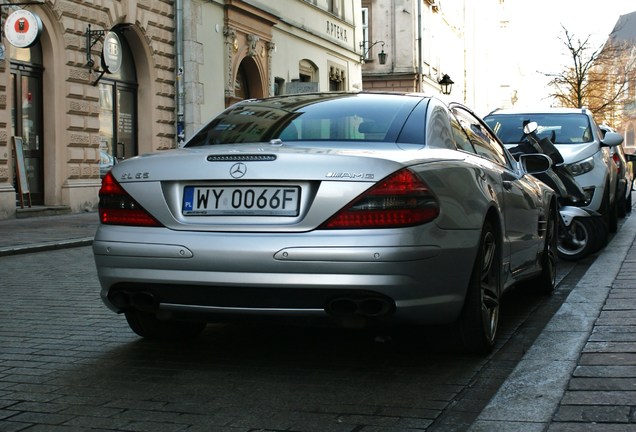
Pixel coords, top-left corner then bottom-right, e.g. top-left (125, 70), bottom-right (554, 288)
top-left (182, 185), bottom-right (300, 216)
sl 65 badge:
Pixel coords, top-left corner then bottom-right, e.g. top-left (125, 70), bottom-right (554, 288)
top-left (120, 172), bottom-right (149, 180)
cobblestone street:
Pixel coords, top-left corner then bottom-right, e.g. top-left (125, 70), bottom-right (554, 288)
top-left (0, 245), bottom-right (564, 432)
top-left (1, 212), bottom-right (635, 431)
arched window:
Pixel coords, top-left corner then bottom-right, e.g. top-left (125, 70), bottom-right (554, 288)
top-left (299, 59), bottom-right (317, 82)
top-left (285, 59), bottom-right (318, 94)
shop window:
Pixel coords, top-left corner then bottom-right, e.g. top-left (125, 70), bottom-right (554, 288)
top-left (10, 42), bottom-right (44, 204)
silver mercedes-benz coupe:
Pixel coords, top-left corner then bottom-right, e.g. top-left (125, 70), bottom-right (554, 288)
top-left (93, 92), bottom-right (557, 353)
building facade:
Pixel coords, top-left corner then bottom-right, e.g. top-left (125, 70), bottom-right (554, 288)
top-left (0, 0), bottom-right (176, 220)
top-left (181, 0), bottom-right (364, 142)
top-left (360, 0), bottom-right (450, 95)
top-left (608, 11), bottom-right (636, 152)
top-left (359, 0), bottom-right (503, 114)
top-left (0, 0), bottom-right (524, 221)
top-left (1, 0), bottom-right (364, 220)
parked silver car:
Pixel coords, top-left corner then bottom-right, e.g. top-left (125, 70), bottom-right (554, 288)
top-left (599, 124), bottom-right (632, 217)
top-left (93, 92), bottom-right (557, 353)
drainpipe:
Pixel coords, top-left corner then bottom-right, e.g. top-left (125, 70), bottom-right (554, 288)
top-left (175, 0), bottom-right (185, 147)
top-left (417, 0), bottom-right (422, 92)
top-left (391, 0), bottom-right (396, 71)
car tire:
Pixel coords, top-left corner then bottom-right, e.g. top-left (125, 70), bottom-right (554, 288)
top-left (603, 184), bottom-right (618, 233)
top-left (532, 206), bottom-right (557, 295)
top-left (456, 220), bottom-right (500, 354)
top-left (125, 310), bottom-right (206, 340)
top-left (617, 189), bottom-right (627, 219)
top-left (609, 199), bottom-right (618, 233)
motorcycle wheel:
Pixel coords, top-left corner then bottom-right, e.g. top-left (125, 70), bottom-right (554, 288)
top-left (557, 217), bottom-right (600, 261)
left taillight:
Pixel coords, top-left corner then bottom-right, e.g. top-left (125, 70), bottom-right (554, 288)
top-left (319, 168), bottom-right (439, 229)
top-left (98, 172), bottom-right (163, 227)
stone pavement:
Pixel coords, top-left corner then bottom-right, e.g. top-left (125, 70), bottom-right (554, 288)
top-left (0, 211), bottom-right (98, 256)
top-left (0, 210), bottom-right (635, 431)
top-left (470, 212), bottom-right (636, 431)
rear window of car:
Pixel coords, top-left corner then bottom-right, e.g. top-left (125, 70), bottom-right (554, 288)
top-left (185, 94), bottom-right (424, 147)
top-left (485, 113), bottom-right (593, 145)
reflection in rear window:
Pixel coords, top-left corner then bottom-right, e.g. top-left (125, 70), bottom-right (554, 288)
top-left (186, 93), bottom-right (422, 147)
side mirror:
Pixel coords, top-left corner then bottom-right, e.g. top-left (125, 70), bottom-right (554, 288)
top-left (523, 121), bottom-right (538, 135)
top-left (601, 131), bottom-right (623, 147)
top-left (518, 153), bottom-right (552, 174)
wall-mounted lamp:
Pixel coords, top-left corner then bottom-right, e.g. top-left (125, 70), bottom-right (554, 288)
top-left (360, 40), bottom-right (387, 65)
top-left (439, 74), bottom-right (454, 95)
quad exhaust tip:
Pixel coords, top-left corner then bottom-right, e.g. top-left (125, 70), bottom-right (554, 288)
top-left (326, 297), bottom-right (394, 317)
top-left (108, 290), bottom-right (159, 312)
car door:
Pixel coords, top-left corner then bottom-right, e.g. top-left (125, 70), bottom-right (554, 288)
top-left (450, 105), bottom-right (542, 274)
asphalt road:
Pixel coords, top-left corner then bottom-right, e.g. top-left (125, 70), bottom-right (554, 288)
top-left (0, 243), bottom-right (590, 431)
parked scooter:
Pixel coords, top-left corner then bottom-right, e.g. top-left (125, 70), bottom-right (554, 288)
top-left (508, 121), bottom-right (606, 261)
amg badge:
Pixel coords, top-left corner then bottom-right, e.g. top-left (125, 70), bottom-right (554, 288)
top-left (326, 172), bottom-right (374, 179)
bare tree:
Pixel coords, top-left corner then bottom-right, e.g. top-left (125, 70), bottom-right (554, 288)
top-left (545, 25), bottom-right (635, 127)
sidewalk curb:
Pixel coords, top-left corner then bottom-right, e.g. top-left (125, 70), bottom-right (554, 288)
top-left (469, 214), bottom-right (636, 431)
top-left (0, 237), bottom-right (94, 257)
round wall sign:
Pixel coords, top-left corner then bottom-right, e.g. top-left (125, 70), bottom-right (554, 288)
top-left (4, 10), bottom-right (43, 48)
top-left (101, 31), bottom-right (122, 74)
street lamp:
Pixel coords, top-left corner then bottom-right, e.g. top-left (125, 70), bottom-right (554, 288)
top-left (360, 40), bottom-right (387, 65)
top-left (438, 74), bottom-right (454, 95)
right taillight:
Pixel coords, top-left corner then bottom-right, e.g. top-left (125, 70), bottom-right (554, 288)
top-left (98, 172), bottom-right (163, 227)
top-left (320, 168), bottom-right (439, 229)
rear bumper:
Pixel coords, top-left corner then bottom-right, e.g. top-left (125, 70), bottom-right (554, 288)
top-left (93, 225), bottom-right (480, 326)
